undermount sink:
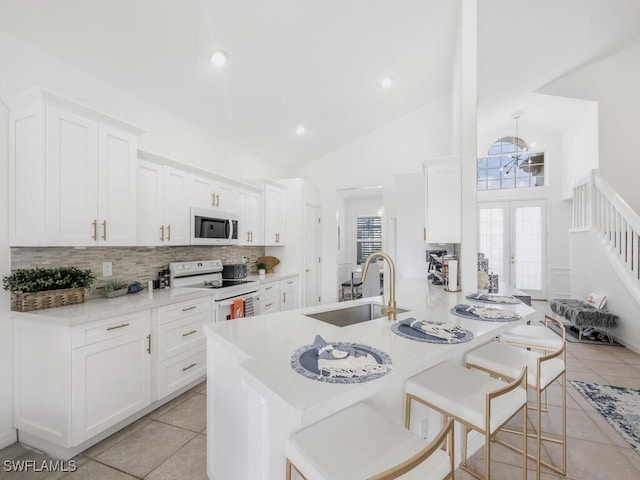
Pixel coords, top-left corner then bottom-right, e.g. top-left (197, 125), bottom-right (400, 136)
top-left (305, 302), bottom-right (408, 327)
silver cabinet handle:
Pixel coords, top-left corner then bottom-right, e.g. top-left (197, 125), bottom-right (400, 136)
top-left (182, 329), bottom-right (197, 337)
top-left (102, 220), bottom-right (107, 241)
top-left (160, 225), bottom-right (165, 241)
top-left (182, 362), bottom-right (197, 371)
top-left (92, 220), bottom-right (97, 241)
top-left (182, 306), bottom-right (197, 312)
top-left (147, 334), bottom-right (151, 354)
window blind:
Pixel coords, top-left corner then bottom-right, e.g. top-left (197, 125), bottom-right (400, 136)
top-left (356, 215), bottom-right (382, 264)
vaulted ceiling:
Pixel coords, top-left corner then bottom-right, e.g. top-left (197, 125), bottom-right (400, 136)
top-left (1, 0), bottom-right (640, 169)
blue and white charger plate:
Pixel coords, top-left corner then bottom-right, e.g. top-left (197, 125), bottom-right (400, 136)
top-left (391, 321), bottom-right (474, 344)
top-left (466, 292), bottom-right (520, 304)
top-left (290, 341), bottom-right (392, 384)
top-left (451, 304), bottom-right (521, 322)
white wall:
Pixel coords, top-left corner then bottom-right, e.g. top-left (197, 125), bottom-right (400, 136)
top-left (540, 40), bottom-right (640, 212)
top-left (0, 97), bottom-right (15, 448)
top-left (394, 173), bottom-right (428, 279)
top-left (292, 95), bottom-right (453, 303)
top-left (0, 29), bottom-right (281, 448)
top-left (560, 101), bottom-right (599, 199)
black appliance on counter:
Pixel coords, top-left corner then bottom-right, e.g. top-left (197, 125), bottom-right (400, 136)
top-left (426, 249), bottom-right (448, 285)
top-left (222, 263), bottom-right (247, 279)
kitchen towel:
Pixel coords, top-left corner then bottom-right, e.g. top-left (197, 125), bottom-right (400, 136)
top-left (231, 298), bottom-right (244, 319)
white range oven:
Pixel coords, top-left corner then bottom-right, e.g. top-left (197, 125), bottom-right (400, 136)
top-left (169, 259), bottom-right (259, 322)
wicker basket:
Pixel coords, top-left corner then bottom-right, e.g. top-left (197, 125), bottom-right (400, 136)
top-left (11, 287), bottom-right (86, 312)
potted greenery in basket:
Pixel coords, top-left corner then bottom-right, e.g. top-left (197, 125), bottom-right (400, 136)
top-left (103, 278), bottom-right (129, 298)
top-left (2, 266), bottom-right (96, 312)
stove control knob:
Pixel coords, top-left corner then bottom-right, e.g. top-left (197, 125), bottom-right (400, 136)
top-left (175, 265), bottom-right (183, 271)
top-left (184, 265), bottom-right (190, 271)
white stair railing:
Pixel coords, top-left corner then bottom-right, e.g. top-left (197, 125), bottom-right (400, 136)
top-left (572, 169), bottom-right (640, 292)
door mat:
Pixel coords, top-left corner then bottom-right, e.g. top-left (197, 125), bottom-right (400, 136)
top-left (546, 320), bottom-right (623, 346)
top-left (570, 380), bottom-right (640, 455)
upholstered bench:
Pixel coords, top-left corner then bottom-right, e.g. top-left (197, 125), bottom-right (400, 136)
top-left (550, 294), bottom-right (617, 342)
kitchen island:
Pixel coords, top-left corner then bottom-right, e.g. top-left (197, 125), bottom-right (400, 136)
top-left (203, 281), bottom-right (536, 480)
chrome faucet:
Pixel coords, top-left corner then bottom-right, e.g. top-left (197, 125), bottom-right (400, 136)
top-left (361, 251), bottom-right (396, 321)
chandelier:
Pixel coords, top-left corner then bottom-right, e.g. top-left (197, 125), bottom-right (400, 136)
top-left (500, 115), bottom-right (530, 176)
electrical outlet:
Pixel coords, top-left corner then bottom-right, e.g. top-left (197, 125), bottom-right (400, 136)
top-left (419, 418), bottom-right (429, 439)
top-left (102, 261), bottom-right (113, 277)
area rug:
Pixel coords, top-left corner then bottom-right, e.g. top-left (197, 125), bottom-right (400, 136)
top-left (546, 320), bottom-right (623, 346)
top-left (570, 380), bottom-right (640, 455)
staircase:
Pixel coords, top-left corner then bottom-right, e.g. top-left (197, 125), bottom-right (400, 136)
top-left (571, 170), bottom-right (640, 352)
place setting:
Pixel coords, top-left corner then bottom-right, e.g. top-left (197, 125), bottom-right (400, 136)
top-left (391, 317), bottom-right (473, 344)
top-left (290, 335), bottom-right (393, 384)
top-left (450, 303), bottom-right (522, 322)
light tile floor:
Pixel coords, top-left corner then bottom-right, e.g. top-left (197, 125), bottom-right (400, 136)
top-left (1, 301), bottom-right (639, 479)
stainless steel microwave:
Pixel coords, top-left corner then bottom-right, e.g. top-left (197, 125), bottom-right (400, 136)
top-left (190, 207), bottom-right (239, 245)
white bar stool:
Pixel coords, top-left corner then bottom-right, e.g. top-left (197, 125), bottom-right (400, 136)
top-left (499, 315), bottom-right (563, 353)
top-left (285, 402), bottom-right (454, 480)
top-left (404, 361), bottom-right (528, 480)
top-left (465, 331), bottom-right (566, 480)
top-left (498, 315), bottom-right (565, 413)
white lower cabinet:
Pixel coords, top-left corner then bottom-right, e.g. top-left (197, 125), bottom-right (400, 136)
top-left (281, 277), bottom-right (299, 311)
top-left (13, 294), bottom-right (212, 459)
top-left (14, 310), bottom-right (151, 452)
top-left (71, 311), bottom-right (151, 444)
top-left (256, 276), bottom-right (299, 314)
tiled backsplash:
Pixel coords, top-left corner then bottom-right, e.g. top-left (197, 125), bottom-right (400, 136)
top-left (10, 245), bottom-right (265, 299)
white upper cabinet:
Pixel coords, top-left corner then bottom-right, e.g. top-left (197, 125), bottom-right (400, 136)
top-left (424, 158), bottom-right (461, 244)
top-left (4, 88), bottom-right (144, 246)
top-left (264, 183), bottom-right (287, 246)
top-left (236, 188), bottom-right (263, 245)
top-left (137, 160), bottom-right (190, 246)
top-left (189, 174), bottom-right (236, 213)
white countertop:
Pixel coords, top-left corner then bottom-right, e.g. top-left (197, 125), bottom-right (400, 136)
top-left (10, 288), bottom-right (213, 326)
top-left (204, 277), bottom-right (537, 423)
top-left (10, 272), bottom-right (300, 326)
top-left (245, 272), bottom-right (298, 283)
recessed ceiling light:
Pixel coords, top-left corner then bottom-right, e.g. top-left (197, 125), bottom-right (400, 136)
top-left (210, 50), bottom-right (228, 66)
top-left (295, 125), bottom-right (307, 136)
top-left (380, 77), bottom-right (393, 88)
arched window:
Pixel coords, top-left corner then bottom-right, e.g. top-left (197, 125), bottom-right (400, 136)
top-left (477, 136), bottom-right (544, 190)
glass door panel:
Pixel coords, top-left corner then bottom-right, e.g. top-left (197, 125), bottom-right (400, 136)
top-left (478, 201), bottom-right (547, 299)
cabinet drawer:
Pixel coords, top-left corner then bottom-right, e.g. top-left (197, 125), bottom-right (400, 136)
top-left (157, 297), bottom-right (211, 325)
top-left (258, 282), bottom-right (280, 297)
top-left (157, 345), bottom-right (206, 399)
top-left (281, 277), bottom-right (298, 292)
top-left (257, 297), bottom-right (279, 315)
top-left (157, 313), bottom-right (208, 362)
top-left (72, 311), bottom-right (151, 348)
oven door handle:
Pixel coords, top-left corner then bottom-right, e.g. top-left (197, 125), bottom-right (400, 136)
top-left (216, 291), bottom-right (259, 308)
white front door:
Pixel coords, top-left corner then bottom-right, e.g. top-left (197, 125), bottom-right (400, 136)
top-left (478, 200), bottom-right (547, 299)
top-left (304, 203), bottom-right (322, 307)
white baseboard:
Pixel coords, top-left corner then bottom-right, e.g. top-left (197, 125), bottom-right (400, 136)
top-left (0, 428), bottom-right (17, 449)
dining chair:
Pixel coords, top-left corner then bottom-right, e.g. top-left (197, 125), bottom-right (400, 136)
top-left (465, 325), bottom-right (566, 480)
top-left (285, 402), bottom-right (455, 480)
top-left (404, 361), bottom-right (528, 480)
top-left (341, 269), bottom-right (363, 300)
